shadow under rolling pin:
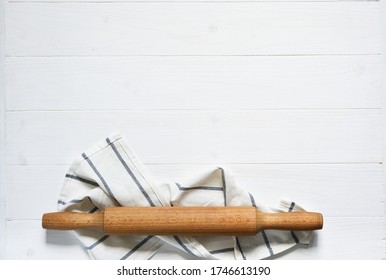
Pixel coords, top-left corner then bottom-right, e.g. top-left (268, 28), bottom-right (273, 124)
top-left (42, 206), bottom-right (323, 236)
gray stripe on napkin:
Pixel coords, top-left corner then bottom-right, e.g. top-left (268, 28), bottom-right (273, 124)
top-left (261, 230), bottom-right (274, 256)
top-left (106, 138), bottom-right (155, 207)
top-left (82, 152), bottom-right (121, 206)
top-left (87, 235), bottom-right (110, 250)
top-left (235, 237), bottom-right (246, 260)
top-left (120, 236), bottom-right (154, 260)
top-left (219, 167), bottom-right (227, 206)
top-left (65, 174), bottom-right (99, 187)
top-left (175, 183), bottom-right (223, 191)
top-left (209, 247), bottom-right (235, 254)
top-left (288, 202), bottom-right (300, 244)
top-left (173, 236), bottom-right (195, 256)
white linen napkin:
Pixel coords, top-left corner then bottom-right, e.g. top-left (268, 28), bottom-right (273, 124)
top-left (58, 133), bottom-right (313, 260)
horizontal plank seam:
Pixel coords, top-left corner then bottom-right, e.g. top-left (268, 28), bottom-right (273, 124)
top-left (5, 108), bottom-right (384, 112)
top-left (4, 54), bottom-right (382, 58)
top-left (5, 162), bottom-right (384, 167)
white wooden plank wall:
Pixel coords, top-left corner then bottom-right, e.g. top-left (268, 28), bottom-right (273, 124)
top-left (1, 0), bottom-right (385, 259)
top-left (0, 0), bottom-right (6, 260)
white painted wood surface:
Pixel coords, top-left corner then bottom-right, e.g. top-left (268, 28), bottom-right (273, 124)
top-left (0, 0), bottom-right (6, 260)
top-left (6, 110), bottom-right (383, 165)
top-left (1, 0), bottom-right (385, 260)
top-left (5, 56), bottom-right (382, 110)
top-left (5, 3), bottom-right (381, 56)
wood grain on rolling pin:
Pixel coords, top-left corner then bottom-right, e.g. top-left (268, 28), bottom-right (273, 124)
top-left (42, 207), bottom-right (323, 236)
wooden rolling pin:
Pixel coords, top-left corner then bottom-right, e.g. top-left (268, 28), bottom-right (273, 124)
top-left (42, 207), bottom-right (323, 236)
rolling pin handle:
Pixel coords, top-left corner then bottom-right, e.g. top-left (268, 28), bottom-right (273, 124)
top-left (42, 212), bottom-right (104, 231)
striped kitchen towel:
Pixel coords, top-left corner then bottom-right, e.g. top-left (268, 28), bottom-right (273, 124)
top-left (58, 133), bottom-right (314, 260)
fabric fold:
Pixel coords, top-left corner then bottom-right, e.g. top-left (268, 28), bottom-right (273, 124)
top-left (58, 133), bottom-right (313, 260)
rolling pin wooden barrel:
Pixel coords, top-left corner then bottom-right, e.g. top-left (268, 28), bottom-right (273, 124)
top-left (42, 207), bottom-right (323, 236)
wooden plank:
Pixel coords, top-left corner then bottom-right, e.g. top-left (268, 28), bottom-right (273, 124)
top-left (381, 0), bottom-right (386, 226)
top-left (6, 220), bottom-right (90, 260)
top-left (5, 164), bottom-right (384, 220)
top-left (0, 0), bottom-right (6, 260)
top-left (6, 218), bottom-right (385, 259)
top-left (6, 165), bottom-right (69, 220)
top-left (5, 110), bottom-right (383, 165)
top-left (5, 2), bottom-right (381, 56)
top-left (5, 55), bottom-right (382, 110)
